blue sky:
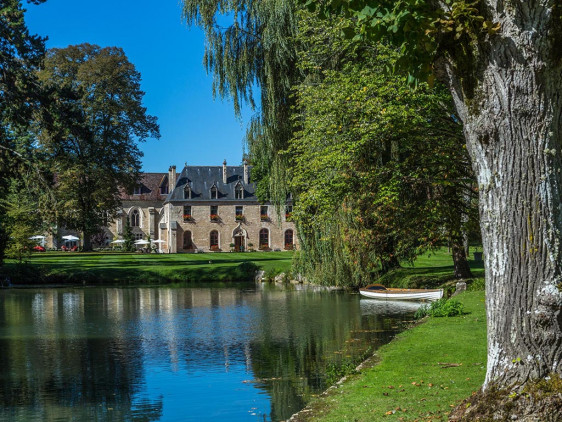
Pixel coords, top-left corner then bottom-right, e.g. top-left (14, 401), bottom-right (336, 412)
top-left (25, 0), bottom-right (255, 172)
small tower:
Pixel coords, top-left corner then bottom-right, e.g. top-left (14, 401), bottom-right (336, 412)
top-left (222, 159), bottom-right (227, 184)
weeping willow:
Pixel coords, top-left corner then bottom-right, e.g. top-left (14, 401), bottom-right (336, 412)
top-left (182, 0), bottom-right (301, 204)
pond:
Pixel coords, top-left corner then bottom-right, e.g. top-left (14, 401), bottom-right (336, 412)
top-left (0, 284), bottom-right (418, 421)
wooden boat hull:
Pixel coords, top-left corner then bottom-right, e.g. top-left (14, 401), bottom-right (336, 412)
top-left (359, 288), bottom-right (443, 301)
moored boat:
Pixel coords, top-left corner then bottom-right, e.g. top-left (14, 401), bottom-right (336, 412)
top-left (359, 284), bottom-right (443, 301)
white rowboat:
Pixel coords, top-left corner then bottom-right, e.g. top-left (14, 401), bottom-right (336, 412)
top-left (359, 284), bottom-right (443, 301)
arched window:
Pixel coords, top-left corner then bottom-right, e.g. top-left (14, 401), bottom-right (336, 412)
top-left (210, 230), bottom-right (219, 249)
top-left (183, 231), bottom-right (193, 249)
top-left (131, 209), bottom-right (140, 227)
top-left (235, 183), bottom-right (244, 199)
top-left (259, 228), bottom-right (269, 250)
top-left (210, 186), bottom-right (218, 199)
top-left (184, 185), bottom-right (191, 199)
top-left (284, 230), bottom-right (294, 249)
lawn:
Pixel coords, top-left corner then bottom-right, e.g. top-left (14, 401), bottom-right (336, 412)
top-left (297, 291), bottom-right (487, 421)
top-left (2, 251), bottom-right (294, 284)
top-left (380, 247), bottom-right (485, 289)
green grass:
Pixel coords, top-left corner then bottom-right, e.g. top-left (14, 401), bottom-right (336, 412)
top-left (379, 247), bottom-right (485, 290)
top-left (301, 291), bottom-right (487, 421)
top-left (1, 251), bottom-right (294, 285)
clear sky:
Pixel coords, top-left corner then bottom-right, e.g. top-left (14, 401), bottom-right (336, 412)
top-left (25, 0), bottom-right (255, 173)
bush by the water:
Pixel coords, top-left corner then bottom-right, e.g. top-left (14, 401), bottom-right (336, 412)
top-left (233, 261), bottom-right (259, 280)
top-left (415, 298), bottom-right (464, 319)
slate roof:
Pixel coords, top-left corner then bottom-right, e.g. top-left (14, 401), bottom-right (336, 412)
top-left (120, 173), bottom-right (169, 201)
top-left (166, 166), bottom-right (257, 203)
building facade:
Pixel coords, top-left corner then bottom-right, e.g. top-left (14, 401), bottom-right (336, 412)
top-left (108, 161), bottom-right (297, 253)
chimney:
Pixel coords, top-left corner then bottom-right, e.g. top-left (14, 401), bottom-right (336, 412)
top-left (243, 159), bottom-right (249, 184)
top-left (222, 159), bottom-right (227, 184)
top-left (168, 165), bottom-right (176, 190)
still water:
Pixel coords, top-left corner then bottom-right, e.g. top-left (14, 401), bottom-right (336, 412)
top-left (0, 284), bottom-right (417, 421)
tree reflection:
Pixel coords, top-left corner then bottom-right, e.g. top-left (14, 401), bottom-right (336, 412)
top-left (0, 290), bottom-right (163, 421)
top-left (0, 286), bottom-right (412, 422)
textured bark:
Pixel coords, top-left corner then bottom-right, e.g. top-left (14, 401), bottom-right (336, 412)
top-left (442, 2), bottom-right (562, 388)
top-left (451, 239), bottom-right (472, 279)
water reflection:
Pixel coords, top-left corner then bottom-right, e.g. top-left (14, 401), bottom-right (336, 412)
top-left (0, 286), bottom-right (414, 421)
top-left (360, 298), bottom-right (423, 316)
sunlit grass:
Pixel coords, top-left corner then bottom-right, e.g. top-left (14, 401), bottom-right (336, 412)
top-left (3, 251), bottom-right (294, 284)
top-left (302, 291), bottom-right (487, 421)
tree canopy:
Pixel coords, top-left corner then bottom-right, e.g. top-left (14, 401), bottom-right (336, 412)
top-left (289, 15), bottom-right (476, 286)
top-left (36, 44), bottom-right (159, 250)
top-left (0, 0), bottom-right (46, 264)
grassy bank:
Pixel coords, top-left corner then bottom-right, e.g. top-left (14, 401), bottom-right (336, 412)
top-left (380, 247), bottom-right (485, 290)
top-left (296, 291), bottom-right (487, 421)
top-left (1, 251), bottom-right (294, 285)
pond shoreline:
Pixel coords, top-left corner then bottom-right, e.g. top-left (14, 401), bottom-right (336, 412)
top-left (287, 289), bottom-right (487, 421)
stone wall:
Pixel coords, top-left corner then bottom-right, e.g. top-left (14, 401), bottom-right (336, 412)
top-left (167, 202), bottom-right (297, 253)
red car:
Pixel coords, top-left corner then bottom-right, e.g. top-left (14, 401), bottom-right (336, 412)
top-left (33, 245), bottom-right (46, 252)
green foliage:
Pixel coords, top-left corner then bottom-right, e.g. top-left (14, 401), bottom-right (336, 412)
top-left (306, 0), bottom-right (500, 87)
top-left (289, 16), bottom-right (476, 287)
top-left (36, 44), bottom-right (160, 250)
top-left (414, 304), bottom-right (429, 320)
top-left (233, 261), bottom-right (259, 280)
top-left (0, 186), bottom-right (42, 263)
top-left (0, 0), bottom-right (46, 264)
top-left (325, 360), bottom-right (358, 386)
top-left (424, 298), bottom-right (465, 317)
top-left (122, 218), bottom-right (135, 252)
top-left (467, 277), bottom-right (485, 291)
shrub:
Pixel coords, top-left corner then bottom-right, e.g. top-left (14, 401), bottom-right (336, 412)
top-left (415, 299), bottom-right (465, 319)
top-left (234, 261), bottom-right (259, 280)
top-left (427, 298), bottom-right (464, 317)
top-left (468, 277), bottom-right (485, 291)
top-left (414, 304), bottom-right (429, 320)
top-left (325, 361), bottom-right (358, 386)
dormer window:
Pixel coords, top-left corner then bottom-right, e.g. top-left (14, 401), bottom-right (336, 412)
top-left (160, 183), bottom-right (168, 195)
top-left (235, 183), bottom-right (244, 199)
top-left (133, 185), bottom-right (142, 195)
top-left (211, 185), bottom-right (218, 199)
top-left (184, 185), bottom-right (191, 199)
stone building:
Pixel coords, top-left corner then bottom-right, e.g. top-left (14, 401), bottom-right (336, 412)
top-left (108, 161), bottom-right (297, 253)
top-left (114, 172), bottom-right (170, 243)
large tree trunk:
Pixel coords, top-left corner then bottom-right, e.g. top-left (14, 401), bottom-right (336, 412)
top-left (443, 4), bottom-right (562, 389)
top-left (82, 231), bottom-right (92, 252)
top-left (451, 238), bottom-right (472, 279)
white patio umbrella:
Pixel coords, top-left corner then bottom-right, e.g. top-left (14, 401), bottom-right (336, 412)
top-left (151, 239), bottom-right (166, 244)
top-left (29, 235), bottom-right (46, 240)
top-left (62, 235), bottom-right (79, 241)
top-left (134, 240), bottom-right (150, 245)
top-left (111, 239), bottom-right (125, 244)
